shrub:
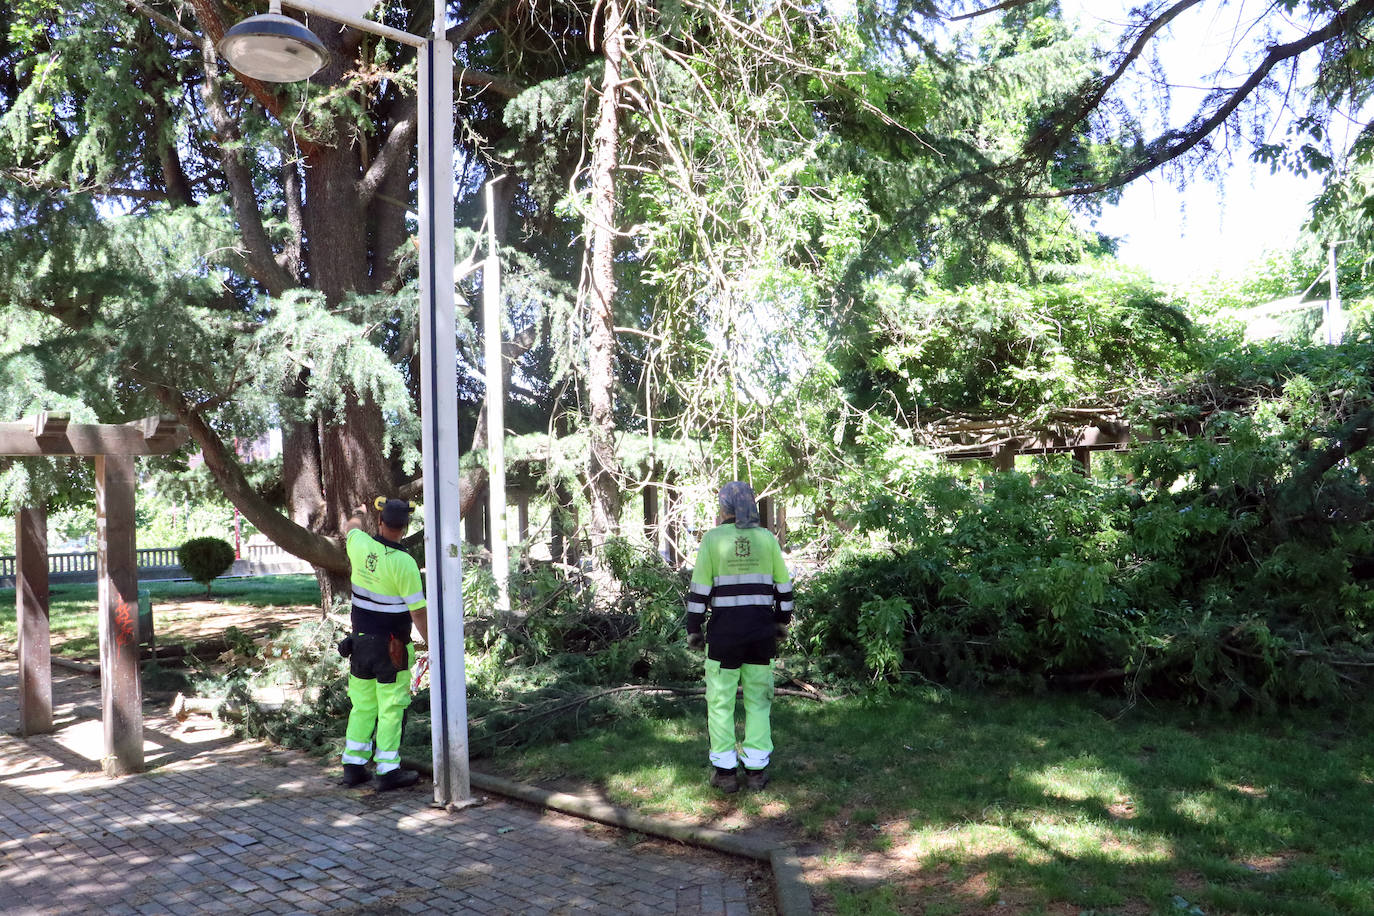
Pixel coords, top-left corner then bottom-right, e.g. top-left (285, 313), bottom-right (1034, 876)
top-left (178, 536), bottom-right (236, 595)
top-left (800, 363), bottom-right (1374, 708)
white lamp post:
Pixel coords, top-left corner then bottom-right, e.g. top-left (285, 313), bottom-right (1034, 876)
top-left (217, 0), bottom-right (471, 807)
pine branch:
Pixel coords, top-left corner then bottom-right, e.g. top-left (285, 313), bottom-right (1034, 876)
top-left (1025, 0), bottom-right (1374, 197)
top-left (946, 0), bottom-right (1041, 23)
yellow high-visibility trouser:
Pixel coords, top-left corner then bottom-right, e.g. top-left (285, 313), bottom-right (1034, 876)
top-left (343, 643), bottom-right (414, 775)
top-left (705, 658), bottom-right (773, 771)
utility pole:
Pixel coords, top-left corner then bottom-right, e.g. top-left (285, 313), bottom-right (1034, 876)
top-left (483, 179), bottom-right (509, 613)
top-left (1325, 239), bottom-right (1354, 345)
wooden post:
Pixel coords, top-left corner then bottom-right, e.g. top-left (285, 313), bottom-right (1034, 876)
top-left (16, 505), bottom-right (52, 736)
top-left (516, 492), bottom-right (530, 542)
top-left (992, 445), bottom-right (1016, 472)
top-left (661, 485), bottom-right (678, 566)
top-left (774, 499), bottom-right (787, 549)
top-left (643, 484), bottom-right (659, 555)
top-left (464, 500), bottom-right (484, 546)
top-left (96, 455), bottom-right (143, 776)
top-left (1072, 447), bottom-right (1091, 477)
top-left (551, 483), bottom-right (579, 566)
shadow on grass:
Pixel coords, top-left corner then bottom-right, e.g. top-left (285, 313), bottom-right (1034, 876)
top-left (457, 683), bottom-right (1374, 915)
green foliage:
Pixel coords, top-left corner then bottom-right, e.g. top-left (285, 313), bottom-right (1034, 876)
top-left (190, 616), bottom-right (352, 758)
top-left (801, 334), bottom-right (1374, 706)
top-left (178, 536), bottom-right (235, 595)
top-left (853, 264), bottom-right (1196, 422)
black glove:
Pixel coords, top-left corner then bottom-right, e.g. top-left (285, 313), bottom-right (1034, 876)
top-left (774, 623), bottom-right (788, 639)
top-left (687, 632), bottom-right (705, 651)
top-left (337, 636), bottom-right (354, 658)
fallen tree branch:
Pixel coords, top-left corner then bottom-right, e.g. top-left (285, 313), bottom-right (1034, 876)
top-left (474, 683), bottom-right (831, 743)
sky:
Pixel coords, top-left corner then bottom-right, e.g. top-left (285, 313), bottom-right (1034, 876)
top-left (1087, 160), bottom-right (1323, 286)
top-left (1054, 1), bottom-right (1361, 286)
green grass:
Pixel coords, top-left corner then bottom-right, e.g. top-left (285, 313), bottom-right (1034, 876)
top-left (8, 573), bottom-right (1372, 914)
top-left (0, 574), bottom-right (320, 657)
top-left (480, 684), bottom-right (1374, 915)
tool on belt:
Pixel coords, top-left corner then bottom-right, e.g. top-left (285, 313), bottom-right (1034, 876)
top-left (336, 633), bottom-right (408, 684)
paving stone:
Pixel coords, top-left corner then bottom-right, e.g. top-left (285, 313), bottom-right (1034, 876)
top-left (0, 658), bottom-right (764, 916)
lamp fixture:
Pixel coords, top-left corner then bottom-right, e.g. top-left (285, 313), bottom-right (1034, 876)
top-left (218, 0), bottom-right (329, 82)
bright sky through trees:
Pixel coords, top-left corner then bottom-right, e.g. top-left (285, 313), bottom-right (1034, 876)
top-left (1057, 0), bottom-right (1368, 283)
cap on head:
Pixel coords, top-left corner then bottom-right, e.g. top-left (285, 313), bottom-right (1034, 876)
top-left (379, 498), bottom-right (414, 529)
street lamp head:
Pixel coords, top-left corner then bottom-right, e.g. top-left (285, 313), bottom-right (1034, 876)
top-left (219, 9), bottom-right (329, 82)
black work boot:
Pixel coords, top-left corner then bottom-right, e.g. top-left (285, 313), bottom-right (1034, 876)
top-left (745, 767), bottom-right (770, 790)
top-left (376, 768), bottom-right (420, 792)
top-left (709, 766), bottom-right (740, 794)
top-left (340, 764), bottom-right (371, 787)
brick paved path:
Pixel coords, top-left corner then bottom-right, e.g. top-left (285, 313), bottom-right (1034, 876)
top-left (0, 660), bottom-right (762, 915)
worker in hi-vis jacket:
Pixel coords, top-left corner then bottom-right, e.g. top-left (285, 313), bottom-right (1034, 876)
top-left (685, 481), bottom-right (794, 793)
top-left (337, 498), bottom-right (427, 791)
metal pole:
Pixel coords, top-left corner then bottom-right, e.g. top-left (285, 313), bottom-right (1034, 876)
top-left (483, 180), bottom-right (510, 613)
top-left (281, 0), bottom-right (426, 46)
top-left (258, 0), bottom-right (471, 805)
top-left (417, 30), bottom-right (470, 806)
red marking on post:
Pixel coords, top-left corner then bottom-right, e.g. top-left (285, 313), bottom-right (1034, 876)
top-left (115, 600), bottom-right (136, 648)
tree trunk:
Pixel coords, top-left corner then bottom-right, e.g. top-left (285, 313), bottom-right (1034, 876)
top-left (584, 0), bottom-right (627, 552)
top-left (303, 129), bottom-right (396, 605)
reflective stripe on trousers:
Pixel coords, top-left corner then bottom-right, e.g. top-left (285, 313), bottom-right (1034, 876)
top-left (704, 658), bottom-right (773, 770)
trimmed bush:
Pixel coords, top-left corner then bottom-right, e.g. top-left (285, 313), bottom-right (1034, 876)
top-left (178, 536), bottom-right (236, 595)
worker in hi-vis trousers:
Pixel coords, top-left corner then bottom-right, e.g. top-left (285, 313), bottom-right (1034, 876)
top-left (685, 481), bottom-right (794, 793)
top-left (336, 498), bottom-right (428, 791)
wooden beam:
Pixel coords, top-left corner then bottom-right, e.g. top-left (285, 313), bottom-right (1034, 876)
top-left (16, 505), bottom-right (53, 736)
top-left (0, 417), bottom-right (188, 456)
top-left (132, 414), bottom-right (182, 447)
top-left (96, 454), bottom-right (144, 776)
top-left (941, 422), bottom-right (1136, 462)
top-left (33, 411), bottom-right (70, 441)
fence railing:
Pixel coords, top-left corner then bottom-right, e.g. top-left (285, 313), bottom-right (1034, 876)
top-left (0, 543), bottom-right (309, 585)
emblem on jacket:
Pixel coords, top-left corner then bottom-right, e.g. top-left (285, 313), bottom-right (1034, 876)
top-left (366, 553), bottom-right (379, 572)
top-left (734, 537), bottom-right (751, 558)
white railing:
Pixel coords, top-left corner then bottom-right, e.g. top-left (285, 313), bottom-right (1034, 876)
top-left (0, 543), bottom-right (310, 584)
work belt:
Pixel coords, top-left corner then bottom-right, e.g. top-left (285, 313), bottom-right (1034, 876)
top-left (337, 632), bottom-right (408, 684)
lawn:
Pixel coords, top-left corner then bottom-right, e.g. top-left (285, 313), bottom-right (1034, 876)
top-left (471, 684), bottom-right (1374, 915)
top-left (5, 575), bottom-right (1373, 914)
top-left (0, 575), bottom-right (321, 659)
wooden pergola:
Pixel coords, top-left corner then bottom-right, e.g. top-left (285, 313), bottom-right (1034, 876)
top-left (931, 409), bottom-right (1212, 473)
top-left (933, 416), bottom-right (1135, 472)
top-left (6, 412), bottom-right (188, 775)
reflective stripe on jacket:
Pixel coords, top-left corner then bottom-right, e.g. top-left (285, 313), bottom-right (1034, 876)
top-left (685, 524), bottom-right (792, 646)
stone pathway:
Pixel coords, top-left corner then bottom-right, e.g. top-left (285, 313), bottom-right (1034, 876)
top-left (0, 659), bottom-right (766, 915)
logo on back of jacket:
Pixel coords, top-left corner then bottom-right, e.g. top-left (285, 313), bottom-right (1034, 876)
top-left (734, 536), bottom-right (751, 559)
top-left (366, 552), bottom-right (379, 573)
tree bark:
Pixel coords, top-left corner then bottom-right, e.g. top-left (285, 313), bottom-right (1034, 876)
top-left (584, 0), bottom-right (627, 551)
